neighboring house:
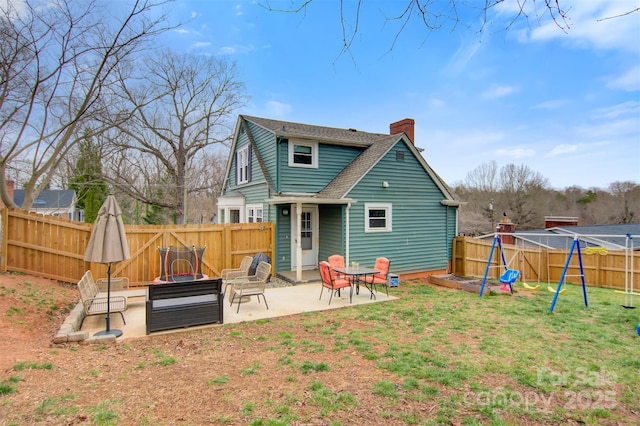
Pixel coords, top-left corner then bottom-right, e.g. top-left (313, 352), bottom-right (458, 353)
top-left (13, 189), bottom-right (83, 222)
top-left (479, 216), bottom-right (640, 251)
top-left (514, 224), bottom-right (640, 251)
top-left (218, 115), bottom-right (461, 282)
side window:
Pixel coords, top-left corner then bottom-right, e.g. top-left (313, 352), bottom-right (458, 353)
top-left (247, 204), bottom-right (263, 223)
top-left (230, 209), bottom-right (240, 223)
top-left (288, 140), bottom-right (318, 168)
top-left (236, 146), bottom-right (251, 184)
top-left (365, 203), bottom-right (392, 233)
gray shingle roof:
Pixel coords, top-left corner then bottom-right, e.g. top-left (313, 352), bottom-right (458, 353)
top-left (13, 189), bottom-right (75, 209)
top-left (242, 115), bottom-right (394, 146)
top-left (516, 223), bottom-right (640, 249)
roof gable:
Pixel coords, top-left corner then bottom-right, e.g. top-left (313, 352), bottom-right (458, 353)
top-left (226, 115), bottom-right (458, 204)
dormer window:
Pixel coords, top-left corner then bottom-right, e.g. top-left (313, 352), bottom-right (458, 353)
top-left (288, 140), bottom-right (318, 168)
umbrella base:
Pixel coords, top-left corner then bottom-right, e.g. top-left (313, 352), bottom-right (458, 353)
top-left (94, 329), bottom-right (123, 338)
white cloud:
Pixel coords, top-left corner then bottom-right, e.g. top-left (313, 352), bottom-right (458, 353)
top-left (606, 65), bottom-right (640, 92)
top-left (495, 147), bottom-right (536, 158)
top-left (235, 4), bottom-right (243, 16)
top-left (592, 100), bottom-right (639, 120)
top-left (218, 44), bottom-right (256, 55)
top-left (192, 41), bottom-right (212, 49)
top-left (504, 0), bottom-right (640, 52)
top-left (482, 85), bottom-right (518, 99)
top-left (534, 99), bottom-right (571, 109)
top-left (265, 101), bottom-right (292, 117)
top-left (445, 38), bottom-right (483, 76)
top-left (546, 144), bottom-right (578, 157)
top-left (429, 98), bottom-right (446, 107)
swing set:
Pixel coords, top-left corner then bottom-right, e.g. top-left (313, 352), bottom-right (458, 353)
top-left (614, 234), bottom-right (636, 310)
top-left (479, 233), bottom-right (589, 312)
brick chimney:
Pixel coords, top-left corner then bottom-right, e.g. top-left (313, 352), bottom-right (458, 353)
top-left (497, 214), bottom-right (516, 245)
top-left (390, 118), bottom-right (415, 144)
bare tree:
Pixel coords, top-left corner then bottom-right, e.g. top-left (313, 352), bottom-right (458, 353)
top-left (608, 181), bottom-right (640, 224)
top-left (0, 0), bottom-right (172, 209)
top-left (186, 151), bottom-right (228, 223)
top-left (499, 163), bottom-right (549, 228)
top-left (465, 160), bottom-right (499, 193)
top-left (260, 0), bottom-right (575, 60)
top-left (104, 49), bottom-right (246, 224)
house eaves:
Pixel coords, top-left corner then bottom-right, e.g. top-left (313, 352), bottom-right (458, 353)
top-left (241, 119), bottom-right (274, 190)
top-left (266, 194), bottom-right (354, 205)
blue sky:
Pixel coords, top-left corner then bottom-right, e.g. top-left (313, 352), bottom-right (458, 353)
top-left (165, 0), bottom-right (639, 190)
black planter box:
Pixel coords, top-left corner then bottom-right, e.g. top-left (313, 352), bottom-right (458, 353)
top-left (146, 278), bottom-right (223, 334)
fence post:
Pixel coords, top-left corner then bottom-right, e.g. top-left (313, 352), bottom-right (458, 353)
top-left (0, 208), bottom-right (6, 272)
top-left (223, 224), bottom-right (232, 270)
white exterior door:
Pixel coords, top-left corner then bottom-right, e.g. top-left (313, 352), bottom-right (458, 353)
top-left (291, 205), bottom-right (318, 270)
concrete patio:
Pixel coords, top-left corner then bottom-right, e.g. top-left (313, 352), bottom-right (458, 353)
top-left (81, 281), bottom-right (398, 340)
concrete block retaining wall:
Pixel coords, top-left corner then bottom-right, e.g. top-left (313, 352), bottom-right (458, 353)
top-left (52, 302), bottom-right (117, 345)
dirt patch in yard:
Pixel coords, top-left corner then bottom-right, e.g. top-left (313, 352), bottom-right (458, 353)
top-left (0, 272), bottom-right (78, 371)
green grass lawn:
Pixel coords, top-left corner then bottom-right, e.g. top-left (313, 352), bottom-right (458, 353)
top-left (321, 280), bottom-right (640, 425)
top-left (2, 279), bottom-right (639, 425)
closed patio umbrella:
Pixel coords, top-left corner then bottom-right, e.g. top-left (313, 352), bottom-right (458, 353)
top-left (83, 195), bottom-right (130, 337)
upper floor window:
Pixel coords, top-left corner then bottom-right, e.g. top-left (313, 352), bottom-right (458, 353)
top-left (365, 203), bottom-right (392, 233)
top-left (236, 146), bottom-right (251, 184)
top-left (247, 204), bottom-right (263, 223)
top-left (288, 140), bottom-right (318, 168)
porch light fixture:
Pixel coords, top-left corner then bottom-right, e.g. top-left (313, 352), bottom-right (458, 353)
top-left (282, 208), bottom-right (289, 216)
top-left (382, 181), bottom-right (389, 188)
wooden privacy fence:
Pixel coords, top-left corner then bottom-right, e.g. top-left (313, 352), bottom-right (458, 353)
top-left (1, 208), bottom-right (274, 287)
top-left (452, 236), bottom-right (638, 290)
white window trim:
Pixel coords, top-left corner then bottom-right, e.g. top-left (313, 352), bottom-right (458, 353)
top-left (217, 195), bottom-right (245, 224)
top-left (288, 140), bottom-right (318, 168)
top-left (365, 203), bottom-right (392, 233)
top-left (246, 204), bottom-right (264, 223)
top-left (237, 146), bottom-right (249, 184)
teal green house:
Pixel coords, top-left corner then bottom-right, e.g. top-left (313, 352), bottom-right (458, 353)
top-left (218, 115), bottom-right (461, 282)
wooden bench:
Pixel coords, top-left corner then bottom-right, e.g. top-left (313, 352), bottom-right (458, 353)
top-left (146, 278), bottom-right (223, 334)
top-left (78, 270), bottom-right (127, 326)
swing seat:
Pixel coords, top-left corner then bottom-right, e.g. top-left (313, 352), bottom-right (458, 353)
top-left (523, 282), bottom-right (540, 291)
top-left (499, 269), bottom-right (520, 293)
top-left (548, 286), bottom-right (566, 294)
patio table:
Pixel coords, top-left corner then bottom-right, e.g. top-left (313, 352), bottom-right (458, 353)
top-left (332, 266), bottom-right (380, 300)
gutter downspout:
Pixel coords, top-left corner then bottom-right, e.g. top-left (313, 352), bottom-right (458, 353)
top-left (345, 202), bottom-right (351, 266)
